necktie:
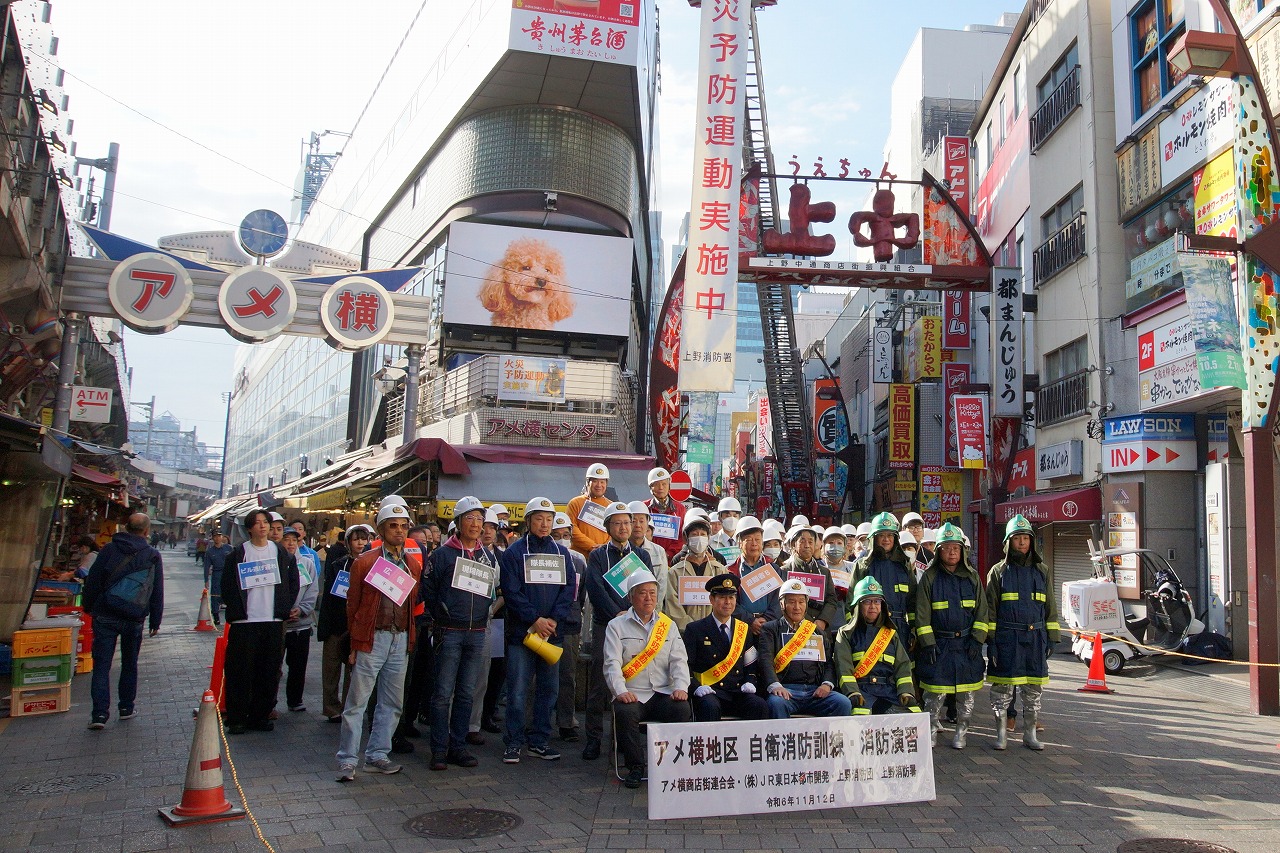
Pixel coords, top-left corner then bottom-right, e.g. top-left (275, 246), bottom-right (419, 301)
top-left (721, 623), bottom-right (730, 641)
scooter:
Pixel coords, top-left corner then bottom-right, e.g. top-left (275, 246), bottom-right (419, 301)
top-left (1061, 542), bottom-right (1205, 675)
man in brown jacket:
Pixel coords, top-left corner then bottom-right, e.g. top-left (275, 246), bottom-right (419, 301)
top-left (335, 496), bottom-right (421, 781)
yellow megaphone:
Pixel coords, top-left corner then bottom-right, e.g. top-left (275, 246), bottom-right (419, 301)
top-left (523, 629), bottom-right (563, 665)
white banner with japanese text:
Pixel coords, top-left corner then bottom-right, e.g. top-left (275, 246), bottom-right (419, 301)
top-left (646, 714), bottom-right (935, 820)
top-left (991, 267), bottom-right (1023, 418)
top-left (680, 0), bottom-right (748, 391)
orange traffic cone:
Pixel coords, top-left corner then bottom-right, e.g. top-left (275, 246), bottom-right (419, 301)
top-left (207, 624), bottom-right (229, 713)
top-left (192, 589), bottom-right (216, 632)
top-left (160, 690), bottom-right (246, 826)
top-left (1078, 631), bottom-right (1115, 694)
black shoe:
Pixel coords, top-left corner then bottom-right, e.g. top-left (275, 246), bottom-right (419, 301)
top-left (327, 715), bottom-right (342, 724)
top-left (624, 767), bottom-right (644, 789)
top-left (559, 727), bottom-right (581, 743)
top-left (465, 731), bottom-right (486, 746)
top-left (400, 723), bottom-right (421, 738)
top-left (430, 753), bottom-right (448, 771)
top-left (247, 720), bottom-right (274, 732)
top-left (447, 750), bottom-right (479, 768)
top-left (227, 723), bottom-right (248, 735)
top-left (582, 737), bottom-right (601, 761)
top-left (391, 736), bottom-right (415, 754)
top-left (481, 720), bottom-right (501, 734)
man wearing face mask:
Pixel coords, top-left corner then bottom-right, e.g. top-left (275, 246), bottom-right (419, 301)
top-left (726, 516), bottom-right (781, 635)
top-left (851, 513), bottom-right (917, 648)
top-left (762, 519), bottom-right (787, 565)
top-left (711, 497), bottom-right (742, 562)
top-left (662, 510), bottom-right (726, 631)
top-left (644, 467), bottom-right (687, 562)
top-left (853, 522), bottom-right (872, 560)
top-left (899, 530), bottom-right (924, 580)
top-left (779, 527), bottom-right (840, 634)
top-left (582, 501), bottom-right (653, 761)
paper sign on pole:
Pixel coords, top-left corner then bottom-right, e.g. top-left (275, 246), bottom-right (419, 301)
top-left (646, 715), bottom-right (935, 819)
top-left (680, 0), bottom-right (748, 391)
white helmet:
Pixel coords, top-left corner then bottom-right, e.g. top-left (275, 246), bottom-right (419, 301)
top-left (269, 511), bottom-right (285, 522)
top-left (762, 519), bottom-right (787, 542)
top-left (841, 523), bottom-right (858, 537)
top-left (454, 495), bottom-right (485, 519)
top-left (624, 569), bottom-right (659, 594)
top-left (901, 511), bottom-right (924, 527)
top-left (899, 530), bottom-right (918, 547)
top-left (717, 496), bottom-right (742, 514)
top-left (626, 499), bottom-right (650, 516)
top-left (490, 503), bottom-right (510, 517)
top-left (734, 515), bottom-right (764, 539)
top-left (683, 509), bottom-right (711, 535)
top-left (380, 495), bottom-right (408, 508)
top-left (344, 523), bottom-right (374, 540)
top-left (791, 514), bottom-right (810, 528)
top-left (603, 501), bottom-right (632, 521)
top-left (921, 527), bottom-right (938, 544)
top-left (647, 467), bottom-right (671, 485)
top-left (779, 578), bottom-right (810, 599)
top-left (856, 522), bottom-right (872, 538)
top-left (376, 502), bottom-right (411, 527)
top-left (823, 526), bottom-right (846, 542)
top-left (708, 511), bottom-right (720, 524)
top-left (552, 512), bottom-right (572, 530)
top-left (586, 463), bottom-right (610, 480)
top-left (523, 497), bottom-right (555, 518)
top-left (483, 508), bottom-right (501, 526)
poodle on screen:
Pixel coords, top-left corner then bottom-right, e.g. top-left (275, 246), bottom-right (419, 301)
top-left (478, 237), bottom-right (576, 330)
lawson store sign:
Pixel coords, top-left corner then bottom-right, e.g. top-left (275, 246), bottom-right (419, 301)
top-left (1102, 414), bottom-right (1197, 474)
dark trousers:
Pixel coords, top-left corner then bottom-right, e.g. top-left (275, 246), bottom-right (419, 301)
top-left (89, 614), bottom-right (143, 720)
top-left (283, 628), bottom-right (312, 708)
top-left (586, 625), bottom-right (609, 740)
top-left (398, 632), bottom-right (434, 732)
top-left (225, 621), bottom-right (285, 726)
top-left (691, 685), bottom-right (770, 721)
top-left (613, 692), bottom-right (692, 771)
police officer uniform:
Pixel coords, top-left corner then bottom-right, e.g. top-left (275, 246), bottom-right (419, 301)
top-left (682, 574), bottom-right (768, 721)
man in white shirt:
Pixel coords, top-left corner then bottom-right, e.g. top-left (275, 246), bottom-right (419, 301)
top-left (603, 569), bottom-right (691, 789)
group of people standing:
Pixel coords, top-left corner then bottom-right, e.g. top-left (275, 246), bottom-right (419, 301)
top-left (192, 459), bottom-right (1057, 787)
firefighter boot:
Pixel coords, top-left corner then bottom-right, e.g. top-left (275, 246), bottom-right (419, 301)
top-left (993, 709), bottom-right (1008, 750)
top-left (1023, 711), bottom-right (1044, 750)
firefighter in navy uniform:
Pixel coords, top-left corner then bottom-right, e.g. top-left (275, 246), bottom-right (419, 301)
top-left (850, 512), bottom-right (917, 647)
top-left (986, 514), bottom-right (1058, 751)
top-left (915, 522), bottom-right (989, 748)
top-left (834, 576), bottom-right (917, 715)
top-left (681, 573), bottom-right (769, 721)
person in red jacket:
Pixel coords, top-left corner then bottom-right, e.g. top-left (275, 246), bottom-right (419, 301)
top-left (335, 496), bottom-right (421, 781)
top-left (644, 466), bottom-right (687, 562)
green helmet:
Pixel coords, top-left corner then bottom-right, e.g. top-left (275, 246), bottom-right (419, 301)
top-left (870, 511), bottom-right (900, 535)
top-left (850, 575), bottom-right (886, 608)
top-left (935, 522), bottom-right (965, 546)
top-left (1004, 513), bottom-right (1034, 542)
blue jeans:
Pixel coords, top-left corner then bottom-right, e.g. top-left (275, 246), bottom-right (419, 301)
top-left (336, 630), bottom-right (407, 765)
top-left (430, 628), bottom-right (486, 755)
top-left (503, 642), bottom-right (559, 750)
top-left (766, 683), bottom-right (853, 719)
top-left (90, 614), bottom-right (143, 720)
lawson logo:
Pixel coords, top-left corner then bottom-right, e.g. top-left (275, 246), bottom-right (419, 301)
top-left (1103, 414), bottom-right (1195, 443)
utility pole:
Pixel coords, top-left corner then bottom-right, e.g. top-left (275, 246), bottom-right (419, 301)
top-left (219, 391), bottom-right (232, 498)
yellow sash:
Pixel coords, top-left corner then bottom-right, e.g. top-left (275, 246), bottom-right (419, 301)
top-left (696, 620), bottom-right (748, 686)
top-left (773, 619), bottom-right (817, 672)
top-left (622, 613), bottom-right (674, 680)
top-left (852, 626), bottom-right (896, 680)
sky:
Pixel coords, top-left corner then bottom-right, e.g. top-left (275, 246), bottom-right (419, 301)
top-left (49, 0), bottom-right (1017, 455)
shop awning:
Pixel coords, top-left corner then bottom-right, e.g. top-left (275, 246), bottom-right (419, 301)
top-left (995, 486), bottom-right (1101, 524)
top-left (71, 464), bottom-right (123, 487)
top-left (396, 438), bottom-right (471, 475)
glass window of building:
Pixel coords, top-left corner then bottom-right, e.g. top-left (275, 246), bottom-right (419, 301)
top-left (1013, 66), bottom-right (1025, 117)
top-left (1130, 0), bottom-right (1186, 118)
top-left (1045, 337), bottom-right (1088, 382)
top-left (1041, 185), bottom-right (1085, 238)
top-left (1121, 180), bottom-right (1193, 313)
top-left (1037, 42), bottom-right (1079, 107)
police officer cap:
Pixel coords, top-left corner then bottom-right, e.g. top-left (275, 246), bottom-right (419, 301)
top-left (454, 495), bottom-right (485, 519)
top-left (647, 467), bottom-right (671, 485)
top-left (779, 577), bottom-right (810, 599)
top-left (705, 573), bottom-right (740, 595)
top-left (523, 497), bottom-right (555, 518)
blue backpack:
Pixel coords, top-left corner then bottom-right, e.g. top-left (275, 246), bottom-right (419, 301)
top-left (104, 552), bottom-right (155, 619)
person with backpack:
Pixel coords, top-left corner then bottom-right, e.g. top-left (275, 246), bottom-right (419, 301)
top-left (82, 512), bottom-right (164, 730)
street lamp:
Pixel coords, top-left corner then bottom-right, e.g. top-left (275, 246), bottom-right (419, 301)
top-left (1168, 5), bottom-right (1280, 715)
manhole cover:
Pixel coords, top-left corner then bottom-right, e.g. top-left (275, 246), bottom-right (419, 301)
top-left (12, 773), bottom-right (121, 796)
top-left (1118, 840), bottom-right (1238, 853)
top-left (405, 808), bottom-right (523, 840)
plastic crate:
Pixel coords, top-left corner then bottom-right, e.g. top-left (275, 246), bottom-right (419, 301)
top-left (11, 627), bottom-right (73, 658)
top-left (10, 683), bottom-right (71, 716)
top-left (12, 654), bottom-right (73, 687)
top-left (0, 643), bottom-right (10, 677)
top-left (75, 652), bottom-right (92, 674)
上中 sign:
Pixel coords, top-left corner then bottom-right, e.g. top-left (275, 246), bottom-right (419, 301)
top-left (70, 386), bottom-right (113, 424)
top-left (645, 715), bottom-right (934, 820)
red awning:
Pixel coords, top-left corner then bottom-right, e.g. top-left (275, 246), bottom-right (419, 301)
top-left (71, 464), bottom-right (123, 487)
top-left (394, 438), bottom-right (471, 476)
top-left (994, 486), bottom-right (1100, 524)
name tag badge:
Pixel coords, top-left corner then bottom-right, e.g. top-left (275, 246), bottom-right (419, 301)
top-left (577, 500), bottom-right (607, 532)
top-left (452, 557), bottom-right (496, 598)
top-left (238, 558), bottom-right (279, 590)
top-left (828, 568), bottom-right (851, 593)
top-left (787, 570), bottom-right (825, 601)
top-left (524, 553), bottom-right (567, 585)
top-left (604, 551), bottom-right (646, 598)
top-left (651, 513), bottom-right (679, 540)
top-left (741, 564), bottom-right (783, 602)
top-left (679, 575), bottom-right (710, 606)
top-left (331, 569), bottom-right (350, 599)
top-left (788, 634), bottom-right (826, 662)
top-left (363, 557), bottom-right (414, 607)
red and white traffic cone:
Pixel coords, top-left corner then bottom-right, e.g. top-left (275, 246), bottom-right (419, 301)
top-left (1078, 631), bottom-right (1115, 695)
top-left (159, 690), bottom-right (246, 827)
top-left (192, 588), bottom-right (216, 632)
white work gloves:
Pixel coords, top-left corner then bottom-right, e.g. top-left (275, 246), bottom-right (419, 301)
top-left (694, 685), bottom-right (715, 697)
top-left (740, 682), bottom-right (757, 694)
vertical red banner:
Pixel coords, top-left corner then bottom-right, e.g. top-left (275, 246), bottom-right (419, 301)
top-left (942, 362), bottom-right (971, 467)
top-left (942, 136), bottom-right (970, 215)
top-left (943, 290), bottom-right (971, 350)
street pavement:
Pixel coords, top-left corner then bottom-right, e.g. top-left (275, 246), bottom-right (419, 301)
top-left (2, 549), bottom-right (1280, 853)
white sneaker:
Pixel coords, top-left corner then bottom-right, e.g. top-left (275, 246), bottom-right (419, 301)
top-left (336, 764), bottom-right (356, 782)
top-left (363, 758), bottom-right (402, 775)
